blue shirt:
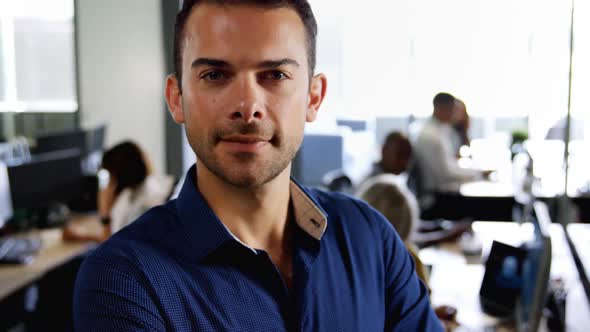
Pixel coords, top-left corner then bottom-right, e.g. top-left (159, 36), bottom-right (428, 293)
top-left (74, 166), bottom-right (442, 331)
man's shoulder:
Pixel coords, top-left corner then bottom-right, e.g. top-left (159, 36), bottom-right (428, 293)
top-left (87, 201), bottom-right (179, 265)
top-left (416, 119), bottom-right (441, 140)
top-left (303, 186), bottom-right (394, 235)
top-left (303, 186), bottom-right (361, 212)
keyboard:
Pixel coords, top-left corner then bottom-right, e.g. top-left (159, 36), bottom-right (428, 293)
top-left (0, 236), bottom-right (42, 264)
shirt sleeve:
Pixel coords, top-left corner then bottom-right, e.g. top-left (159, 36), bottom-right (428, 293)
top-left (421, 133), bottom-right (481, 185)
top-left (372, 209), bottom-right (444, 331)
top-left (73, 249), bottom-right (165, 331)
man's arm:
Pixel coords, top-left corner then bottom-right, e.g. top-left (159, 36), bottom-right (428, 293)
top-left (74, 250), bottom-right (165, 331)
top-left (422, 134), bottom-right (482, 185)
top-left (369, 208), bottom-right (443, 331)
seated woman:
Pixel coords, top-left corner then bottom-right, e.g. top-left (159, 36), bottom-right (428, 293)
top-left (63, 141), bottom-right (175, 242)
top-left (355, 174), bottom-right (428, 283)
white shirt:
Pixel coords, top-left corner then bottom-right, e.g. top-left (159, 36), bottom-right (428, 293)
top-left (412, 117), bottom-right (481, 192)
top-left (110, 174), bottom-right (176, 234)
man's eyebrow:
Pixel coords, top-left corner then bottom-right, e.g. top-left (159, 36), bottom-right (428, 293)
top-left (257, 58), bottom-right (300, 69)
top-left (191, 58), bottom-right (231, 69)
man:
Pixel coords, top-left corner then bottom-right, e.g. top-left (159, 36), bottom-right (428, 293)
top-left (74, 1), bottom-right (442, 331)
top-left (412, 92), bottom-right (486, 194)
top-left (369, 131), bottom-right (413, 178)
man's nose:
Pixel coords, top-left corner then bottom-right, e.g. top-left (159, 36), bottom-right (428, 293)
top-left (230, 76), bottom-right (266, 123)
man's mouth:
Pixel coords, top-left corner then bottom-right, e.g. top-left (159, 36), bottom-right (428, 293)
top-left (219, 135), bottom-right (271, 153)
top-left (222, 135), bottom-right (270, 143)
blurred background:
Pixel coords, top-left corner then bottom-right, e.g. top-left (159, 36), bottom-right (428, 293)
top-left (0, 0), bottom-right (589, 331)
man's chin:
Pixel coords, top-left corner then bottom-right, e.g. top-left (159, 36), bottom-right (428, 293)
top-left (221, 173), bottom-right (272, 189)
top-left (217, 163), bottom-right (288, 189)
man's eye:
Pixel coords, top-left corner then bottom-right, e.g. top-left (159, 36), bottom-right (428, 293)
top-left (201, 71), bottom-right (227, 81)
top-left (263, 71), bottom-right (288, 80)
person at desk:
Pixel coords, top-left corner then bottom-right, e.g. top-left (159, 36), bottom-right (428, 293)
top-left (356, 174), bottom-right (426, 280)
top-left (74, 1), bottom-right (442, 331)
top-left (366, 131), bottom-right (413, 179)
top-left (63, 141), bottom-right (175, 242)
top-left (412, 92), bottom-right (489, 194)
top-left (360, 130), bottom-right (471, 244)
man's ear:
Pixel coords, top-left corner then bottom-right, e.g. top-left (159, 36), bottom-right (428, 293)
top-left (306, 73), bottom-right (327, 122)
top-left (165, 74), bottom-right (184, 124)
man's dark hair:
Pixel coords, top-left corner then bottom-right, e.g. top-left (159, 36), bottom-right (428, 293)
top-left (433, 92), bottom-right (455, 107)
top-left (174, 0), bottom-right (318, 92)
top-left (383, 131), bottom-right (412, 156)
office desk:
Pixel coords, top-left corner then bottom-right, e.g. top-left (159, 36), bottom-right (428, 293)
top-left (460, 181), bottom-right (516, 198)
top-left (420, 222), bottom-right (589, 331)
top-left (457, 181), bottom-right (590, 222)
top-left (0, 214), bottom-right (102, 301)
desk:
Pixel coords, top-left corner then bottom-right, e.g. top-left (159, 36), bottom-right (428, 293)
top-left (0, 214), bottom-right (102, 301)
top-left (420, 221), bottom-right (590, 332)
top-left (460, 181), bottom-right (516, 198)
top-left (457, 181), bottom-right (590, 222)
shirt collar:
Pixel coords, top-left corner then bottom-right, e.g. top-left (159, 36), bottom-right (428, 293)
top-left (430, 116), bottom-right (451, 129)
top-left (174, 165), bottom-right (327, 262)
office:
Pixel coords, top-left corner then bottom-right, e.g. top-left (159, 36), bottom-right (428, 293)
top-left (0, 0), bottom-right (589, 331)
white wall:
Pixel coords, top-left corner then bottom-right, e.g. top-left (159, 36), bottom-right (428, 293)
top-left (76, 0), bottom-right (166, 172)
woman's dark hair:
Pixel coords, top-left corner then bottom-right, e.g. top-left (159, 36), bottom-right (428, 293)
top-left (101, 141), bottom-right (148, 194)
top-left (173, 0), bottom-right (317, 92)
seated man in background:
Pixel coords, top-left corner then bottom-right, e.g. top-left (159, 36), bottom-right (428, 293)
top-left (63, 141), bottom-right (176, 242)
top-left (366, 131), bottom-right (413, 180)
top-left (358, 131), bottom-right (470, 247)
top-left (412, 92), bottom-right (489, 195)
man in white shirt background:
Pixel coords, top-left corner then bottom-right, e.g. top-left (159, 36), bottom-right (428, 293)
top-left (411, 92), bottom-right (490, 216)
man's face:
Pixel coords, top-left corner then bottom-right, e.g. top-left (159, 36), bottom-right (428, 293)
top-left (166, 5), bottom-right (326, 188)
top-left (435, 103), bottom-right (455, 123)
top-left (383, 143), bottom-right (410, 175)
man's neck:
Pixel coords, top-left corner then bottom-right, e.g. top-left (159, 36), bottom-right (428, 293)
top-left (195, 161), bottom-right (292, 252)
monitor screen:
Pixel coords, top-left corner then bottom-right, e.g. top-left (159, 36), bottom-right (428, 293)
top-left (0, 163), bottom-right (13, 228)
top-left (86, 125), bottom-right (106, 154)
top-left (32, 130), bottom-right (86, 156)
top-left (516, 201), bottom-right (552, 332)
top-left (291, 134), bottom-right (343, 187)
top-left (7, 149), bottom-right (83, 209)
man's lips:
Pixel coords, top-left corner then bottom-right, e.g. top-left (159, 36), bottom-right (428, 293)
top-left (222, 135), bottom-right (269, 143)
top-left (219, 135), bottom-right (270, 153)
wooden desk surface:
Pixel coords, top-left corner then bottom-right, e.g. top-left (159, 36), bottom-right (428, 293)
top-left (420, 221), bottom-right (589, 332)
top-left (0, 214), bottom-right (102, 301)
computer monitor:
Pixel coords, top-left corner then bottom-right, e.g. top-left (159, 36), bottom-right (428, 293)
top-left (0, 163), bottom-right (13, 229)
top-left (32, 129), bottom-right (87, 155)
top-left (479, 200), bottom-right (552, 331)
top-left (515, 201), bottom-right (552, 332)
top-left (291, 133), bottom-right (343, 187)
top-left (83, 125), bottom-right (107, 174)
top-left (86, 125), bottom-right (106, 154)
top-left (7, 149), bottom-right (83, 210)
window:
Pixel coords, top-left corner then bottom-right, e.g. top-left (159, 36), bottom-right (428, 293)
top-left (0, 0), bottom-right (77, 112)
top-left (310, 0), bottom-right (586, 139)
